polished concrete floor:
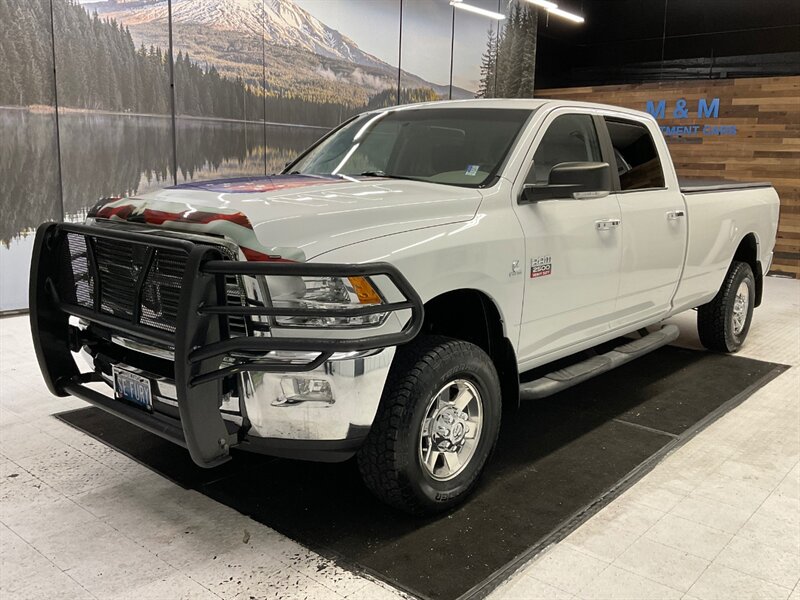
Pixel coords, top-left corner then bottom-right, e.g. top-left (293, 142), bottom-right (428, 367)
top-left (1, 276), bottom-right (798, 600)
top-left (490, 276), bottom-right (799, 600)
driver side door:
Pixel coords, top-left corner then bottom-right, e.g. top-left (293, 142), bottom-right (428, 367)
top-left (513, 111), bottom-right (623, 366)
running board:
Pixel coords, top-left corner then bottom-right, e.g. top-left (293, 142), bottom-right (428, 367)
top-left (519, 325), bottom-right (681, 400)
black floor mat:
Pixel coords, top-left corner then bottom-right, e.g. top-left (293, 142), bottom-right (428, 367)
top-left (57, 346), bottom-right (786, 600)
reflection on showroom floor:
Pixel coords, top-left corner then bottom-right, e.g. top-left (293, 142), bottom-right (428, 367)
top-left (1, 276), bottom-right (798, 600)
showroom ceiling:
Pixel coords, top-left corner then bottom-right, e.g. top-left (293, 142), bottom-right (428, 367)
top-left (534, 0), bottom-right (800, 87)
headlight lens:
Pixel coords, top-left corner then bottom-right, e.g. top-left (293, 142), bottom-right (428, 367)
top-left (268, 275), bottom-right (387, 328)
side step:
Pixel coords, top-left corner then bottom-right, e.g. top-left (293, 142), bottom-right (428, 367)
top-left (519, 324), bottom-right (680, 400)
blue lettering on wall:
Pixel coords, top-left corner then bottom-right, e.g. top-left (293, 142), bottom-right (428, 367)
top-left (673, 99), bottom-right (689, 119)
top-left (645, 97), bottom-right (736, 136)
top-left (703, 124), bottom-right (738, 135)
top-left (698, 98), bottom-right (720, 118)
top-left (646, 100), bottom-right (666, 119)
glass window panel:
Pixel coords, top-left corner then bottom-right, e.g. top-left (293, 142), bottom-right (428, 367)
top-left (605, 118), bottom-right (665, 190)
top-left (528, 114), bottom-right (601, 184)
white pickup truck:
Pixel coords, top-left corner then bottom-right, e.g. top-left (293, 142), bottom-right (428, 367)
top-left (30, 99), bottom-right (780, 514)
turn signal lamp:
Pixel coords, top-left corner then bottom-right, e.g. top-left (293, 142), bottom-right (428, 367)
top-left (348, 276), bottom-right (382, 304)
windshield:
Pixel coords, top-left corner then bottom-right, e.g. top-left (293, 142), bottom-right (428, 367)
top-left (287, 107), bottom-right (533, 188)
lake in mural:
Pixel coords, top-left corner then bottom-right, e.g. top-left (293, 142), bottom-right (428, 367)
top-left (0, 108), bottom-right (323, 310)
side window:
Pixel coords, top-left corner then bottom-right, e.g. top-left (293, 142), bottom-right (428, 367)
top-left (605, 118), bottom-right (665, 190)
top-left (527, 114), bottom-right (601, 184)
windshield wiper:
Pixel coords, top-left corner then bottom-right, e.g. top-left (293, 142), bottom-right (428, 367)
top-left (356, 171), bottom-right (425, 182)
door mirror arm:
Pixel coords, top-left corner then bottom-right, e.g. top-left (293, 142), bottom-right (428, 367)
top-left (520, 183), bottom-right (582, 203)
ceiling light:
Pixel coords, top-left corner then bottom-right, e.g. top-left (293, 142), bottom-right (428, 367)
top-left (449, 0), bottom-right (506, 20)
top-left (522, 0), bottom-right (584, 24)
top-left (547, 6), bottom-right (584, 23)
top-left (526, 0), bottom-right (558, 10)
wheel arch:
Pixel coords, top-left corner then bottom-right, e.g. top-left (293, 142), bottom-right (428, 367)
top-left (733, 232), bottom-right (763, 307)
top-left (421, 288), bottom-right (519, 409)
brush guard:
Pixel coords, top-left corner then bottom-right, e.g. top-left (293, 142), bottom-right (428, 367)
top-left (29, 222), bottom-right (424, 467)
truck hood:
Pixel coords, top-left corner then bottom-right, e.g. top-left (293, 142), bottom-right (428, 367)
top-left (89, 175), bottom-right (482, 261)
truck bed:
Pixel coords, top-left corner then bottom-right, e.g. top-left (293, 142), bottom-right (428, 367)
top-left (679, 177), bottom-right (773, 194)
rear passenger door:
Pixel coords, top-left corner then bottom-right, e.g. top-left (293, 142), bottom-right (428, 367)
top-left (601, 116), bottom-right (687, 328)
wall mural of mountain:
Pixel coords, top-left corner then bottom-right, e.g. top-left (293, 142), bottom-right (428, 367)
top-left (87, 0), bottom-right (471, 109)
top-left (106, 0), bottom-right (387, 67)
top-left (0, 0), bottom-right (486, 310)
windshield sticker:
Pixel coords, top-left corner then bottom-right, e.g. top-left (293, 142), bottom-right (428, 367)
top-left (531, 256), bottom-right (552, 278)
top-left (465, 164), bottom-right (480, 176)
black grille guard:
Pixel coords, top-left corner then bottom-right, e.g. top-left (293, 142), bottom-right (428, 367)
top-left (30, 222), bottom-right (424, 468)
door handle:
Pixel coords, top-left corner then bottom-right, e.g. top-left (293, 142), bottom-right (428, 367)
top-left (595, 218), bottom-right (621, 230)
top-left (667, 209), bottom-right (686, 220)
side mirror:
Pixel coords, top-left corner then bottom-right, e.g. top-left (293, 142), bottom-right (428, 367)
top-left (520, 162), bottom-right (612, 204)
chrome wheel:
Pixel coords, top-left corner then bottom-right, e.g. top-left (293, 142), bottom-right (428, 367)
top-left (732, 281), bottom-right (750, 335)
top-left (418, 379), bottom-right (483, 481)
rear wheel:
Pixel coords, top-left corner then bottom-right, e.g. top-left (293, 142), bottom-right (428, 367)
top-left (357, 336), bottom-right (502, 515)
top-left (697, 261), bottom-right (755, 353)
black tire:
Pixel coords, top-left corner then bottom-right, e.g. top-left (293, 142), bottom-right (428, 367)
top-left (697, 261), bottom-right (755, 353)
top-left (357, 335), bottom-right (502, 515)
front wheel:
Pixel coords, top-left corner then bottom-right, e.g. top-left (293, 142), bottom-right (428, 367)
top-left (357, 336), bottom-right (502, 515)
top-left (697, 261), bottom-right (755, 353)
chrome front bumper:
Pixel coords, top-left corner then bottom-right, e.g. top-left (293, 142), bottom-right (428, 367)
top-left (239, 348), bottom-right (395, 442)
top-left (80, 345), bottom-right (394, 453)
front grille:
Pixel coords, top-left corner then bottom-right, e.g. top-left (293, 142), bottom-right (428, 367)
top-left (57, 231), bottom-right (247, 336)
top-left (94, 237), bottom-right (138, 320)
top-left (59, 233), bottom-right (95, 308)
top-left (139, 247), bottom-right (185, 332)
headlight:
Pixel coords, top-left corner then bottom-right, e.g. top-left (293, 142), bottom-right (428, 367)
top-left (268, 275), bottom-right (388, 328)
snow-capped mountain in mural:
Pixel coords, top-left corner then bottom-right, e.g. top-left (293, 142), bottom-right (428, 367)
top-left (100, 0), bottom-right (385, 69)
top-left (85, 0), bottom-right (472, 102)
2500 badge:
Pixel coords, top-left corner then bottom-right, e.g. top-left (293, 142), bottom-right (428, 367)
top-left (530, 255), bottom-right (552, 278)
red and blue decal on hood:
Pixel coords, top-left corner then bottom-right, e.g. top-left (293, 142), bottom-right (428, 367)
top-left (87, 195), bottom-right (300, 262)
top-left (87, 175), bottom-right (382, 261)
top-left (167, 174), bottom-right (347, 194)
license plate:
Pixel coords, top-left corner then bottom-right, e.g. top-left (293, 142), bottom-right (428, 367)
top-left (112, 366), bottom-right (153, 410)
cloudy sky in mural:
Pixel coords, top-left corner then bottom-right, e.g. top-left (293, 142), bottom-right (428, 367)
top-left (78, 0), bottom-right (499, 92)
top-left (294, 0), bottom-right (501, 90)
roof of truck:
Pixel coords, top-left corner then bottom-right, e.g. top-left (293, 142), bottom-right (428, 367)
top-left (383, 97), bottom-right (654, 121)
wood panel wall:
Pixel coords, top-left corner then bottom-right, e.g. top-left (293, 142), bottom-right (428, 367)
top-left (539, 76), bottom-right (800, 277)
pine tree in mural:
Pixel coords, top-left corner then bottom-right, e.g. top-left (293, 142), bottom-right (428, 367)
top-left (367, 87), bottom-right (439, 110)
top-left (517, 8), bottom-right (538, 96)
top-left (0, 0), bottom-right (55, 106)
top-left (0, 0), bottom-right (394, 127)
top-left (477, 28), bottom-right (498, 99)
top-left (477, 1), bottom-right (538, 99)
